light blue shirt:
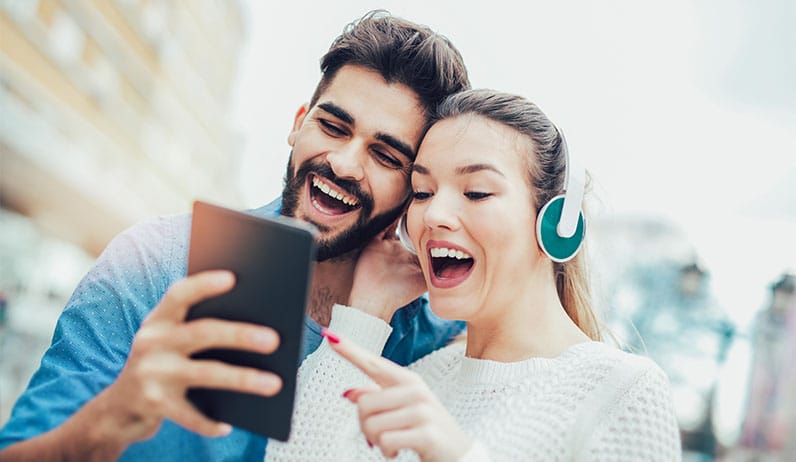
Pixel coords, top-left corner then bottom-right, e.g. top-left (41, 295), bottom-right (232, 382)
top-left (0, 198), bottom-right (465, 461)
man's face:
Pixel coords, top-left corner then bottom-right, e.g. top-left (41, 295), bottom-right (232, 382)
top-left (281, 65), bottom-right (426, 261)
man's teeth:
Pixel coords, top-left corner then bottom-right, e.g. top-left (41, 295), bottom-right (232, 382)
top-left (312, 177), bottom-right (358, 206)
top-left (430, 247), bottom-right (472, 260)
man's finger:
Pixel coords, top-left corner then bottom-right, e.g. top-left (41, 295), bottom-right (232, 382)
top-left (168, 398), bottom-right (233, 437)
top-left (148, 271), bottom-right (235, 322)
top-left (173, 319), bottom-right (280, 355)
top-left (322, 328), bottom-right (413, 387)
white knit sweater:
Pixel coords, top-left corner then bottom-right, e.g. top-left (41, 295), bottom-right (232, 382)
top-left (267, 305), bottom-right (681, 461)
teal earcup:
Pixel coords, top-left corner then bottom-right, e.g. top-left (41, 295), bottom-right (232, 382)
top-left (536, 195), bottom-right (585, 263)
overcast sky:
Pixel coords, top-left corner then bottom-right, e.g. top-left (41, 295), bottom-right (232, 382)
top-left (230, 0), bottom-right (795, 325)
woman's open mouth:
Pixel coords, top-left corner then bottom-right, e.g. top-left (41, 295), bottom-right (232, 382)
top-left (427, 241), bottom-right (475, 289)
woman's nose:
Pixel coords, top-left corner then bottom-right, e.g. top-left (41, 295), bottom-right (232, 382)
top-left (423, 193), bottom-right (460, 231)
top-left (326, 142), bottom-right (365, 182)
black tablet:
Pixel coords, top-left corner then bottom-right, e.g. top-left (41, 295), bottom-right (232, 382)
top-left (185, 200), bottom-right (316, 441)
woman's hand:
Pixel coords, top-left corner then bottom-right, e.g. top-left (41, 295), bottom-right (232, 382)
top-left (323, 329), bottom-right (471, 461)
top-left (348, 222), bottom-right (426, 321)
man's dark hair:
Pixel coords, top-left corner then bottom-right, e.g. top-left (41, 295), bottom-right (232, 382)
top-left (309, 10), bottom-right (470, 121)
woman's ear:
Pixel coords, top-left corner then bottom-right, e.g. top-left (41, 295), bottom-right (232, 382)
top-left (287, 104), bottom-right (309, 146)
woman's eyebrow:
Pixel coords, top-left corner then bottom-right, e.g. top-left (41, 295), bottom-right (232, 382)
top-left (455, 163), bottom-right (505, 177)
top-left (411, 163), bottom-right (506, 177)
top-left (411, 164), bottom-right (430, 175)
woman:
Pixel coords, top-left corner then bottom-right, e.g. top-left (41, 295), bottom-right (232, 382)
top-left (267, 89), bottom-right (681, 461)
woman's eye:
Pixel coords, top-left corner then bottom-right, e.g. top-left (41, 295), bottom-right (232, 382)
top-left (464, 192), bottom-right (492, 200)
top-left (412, 191), bottom-right (432, 201)
top-left (319, 119), bottom-right (346, 136)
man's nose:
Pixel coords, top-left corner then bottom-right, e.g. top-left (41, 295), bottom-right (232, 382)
top-left (327, 141), bottom-right (366, 182)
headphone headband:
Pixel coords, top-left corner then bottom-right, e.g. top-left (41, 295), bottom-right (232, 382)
top-left (555, 127), bottom-right (585, 239)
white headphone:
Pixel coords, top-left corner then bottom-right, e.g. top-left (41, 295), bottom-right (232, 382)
top-left (397, 215), bottom-right (416, 254)
top-left (534, 127), bottom-right (586, 263)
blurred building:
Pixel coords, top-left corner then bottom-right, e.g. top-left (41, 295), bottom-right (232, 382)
top-left (0, 0), bottom-right (247, 424)
top-left (1, 0), bottom-right (246, 254)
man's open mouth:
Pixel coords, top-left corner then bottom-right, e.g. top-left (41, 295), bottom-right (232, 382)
top-left (309, 175), bottom-right (361, 215)
top-left (428, 244), bottom-right (475, 288)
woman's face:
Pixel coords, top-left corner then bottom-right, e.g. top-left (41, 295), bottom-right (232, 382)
top-left (408, 115), bottom-right (544, 322)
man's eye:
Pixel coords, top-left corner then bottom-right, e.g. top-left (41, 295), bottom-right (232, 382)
top-left (412, 191), bottom-right (432, 201)
top-left (319, 119), bottom-right (346, 136)
top-left (464, 192), bottom-right (492, 200)
top-left (373, 150), bottom-right (402, 169)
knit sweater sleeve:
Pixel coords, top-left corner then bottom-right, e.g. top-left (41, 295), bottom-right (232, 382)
top-left (266, 304), bottom-right (392, 462)
top-left (583, 361), bottom-right (682, 461)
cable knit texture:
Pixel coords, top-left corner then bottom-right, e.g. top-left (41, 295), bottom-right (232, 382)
top-left (267, 305), bottom-right (681, 461)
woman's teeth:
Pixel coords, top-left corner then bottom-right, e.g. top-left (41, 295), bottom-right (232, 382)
top-left (312, 177), bottom-right (358, 206)
top-left (429, 247), bottom-right (472, 260)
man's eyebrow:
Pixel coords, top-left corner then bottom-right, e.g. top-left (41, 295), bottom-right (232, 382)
top-left (317, 102), bottom-right (353, 124)
top-left (376, 133), bottom-right (415, 161)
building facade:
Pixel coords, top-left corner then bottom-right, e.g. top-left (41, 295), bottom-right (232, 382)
top-left (0, 0), bottom-right (247, 424)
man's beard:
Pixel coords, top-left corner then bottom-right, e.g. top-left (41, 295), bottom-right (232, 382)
top-left (281, 155), bottom-right (407, 262)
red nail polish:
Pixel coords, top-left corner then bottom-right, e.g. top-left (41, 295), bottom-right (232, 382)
top-left (342, 388), bottom-right (355, 398)
top-left (321, 327), bottom-right (340, 344)
top-left (367, 440), bottom-right (373, 449)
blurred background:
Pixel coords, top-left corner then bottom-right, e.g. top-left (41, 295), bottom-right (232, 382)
top-left (0, 1), bottom-right (794, 460)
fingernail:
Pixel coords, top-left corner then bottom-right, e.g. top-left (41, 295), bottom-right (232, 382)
top-left (251, 330), bottom-right (276, 347)
top-left (213, 271), bottom-right (234, 286)
top-left (257, 373), bottom-right (281, 391)
top-left (367, 440), bottom-right (373, 448)
top-left (321, 327), bottom-right (339, 344)
top-left (217, 423), bottom-right (233, 435)
top-left (342, 388), bottom-right (355, 398)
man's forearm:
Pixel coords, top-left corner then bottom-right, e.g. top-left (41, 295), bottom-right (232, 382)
top-left (0, 387), bottom-right (145, 462)
top-left (0, 427), bottom-right (121, 462)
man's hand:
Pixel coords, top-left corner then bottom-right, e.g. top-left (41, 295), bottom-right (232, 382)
top-left (348, 223), bottom-right (426, 321)
top-left (0, 270), bottom-right (283, 462)
top-left (108, 270), bottom-right (282, 441)
top-left (326, 329), bottom-right (471, 461)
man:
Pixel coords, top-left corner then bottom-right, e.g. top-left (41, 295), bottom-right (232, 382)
top-left (0, 11), bottom-right (469, 461)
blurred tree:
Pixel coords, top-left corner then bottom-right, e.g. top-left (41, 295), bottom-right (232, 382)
top-left (608, 259), bottom-right (735, 460)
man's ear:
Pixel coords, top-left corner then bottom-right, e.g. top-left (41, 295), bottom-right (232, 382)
top-left (287, 104), bottom-right (309, 147)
